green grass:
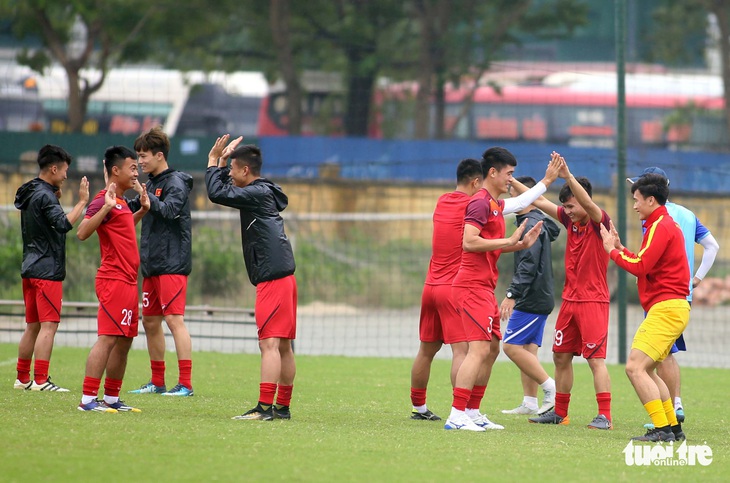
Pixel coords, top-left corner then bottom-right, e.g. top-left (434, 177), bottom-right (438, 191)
top-left (1, 343), bottom-right (728, 482)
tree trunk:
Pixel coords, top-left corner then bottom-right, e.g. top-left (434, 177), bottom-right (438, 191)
top-left (65, 69), bottom-right (86, 133)
top-left (344, 53), bottom-right (376, 137)
top-left (270, 0), bottom-right (303, 135)
top-left (709, 4), bottom-right (730, 144)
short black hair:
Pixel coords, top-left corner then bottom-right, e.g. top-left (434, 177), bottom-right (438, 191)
top-left (515, 176), bottom-right (536, 189)
top-left (481, 147), bottom-right (517, 177)
top-left (134, 126), bottom-right (170, 159)
top-left (456, 158), bottom-right (483, 184)
top-left (37, 144), bottom-right (72, 170)
top-left (104, 145), bottom-right (137, 174)
top-left (631, 173), bottom-right (668, 205)
top-left (230, 144), bottom-right (263, 176)
top-left (559, 176), bottom-right (592, 203)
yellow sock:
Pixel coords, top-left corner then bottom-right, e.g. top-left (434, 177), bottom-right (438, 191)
top-left (663, 399), bottom-right (678, 426)
top-left (644, 399), bottom-right (669, 428)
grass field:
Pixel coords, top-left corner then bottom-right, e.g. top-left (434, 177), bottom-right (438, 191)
top-left (1, 342), bottom-right (728, 482)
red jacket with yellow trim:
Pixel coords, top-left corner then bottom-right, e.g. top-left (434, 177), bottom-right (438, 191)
top-left (610, 205), bottom-right (690, 312)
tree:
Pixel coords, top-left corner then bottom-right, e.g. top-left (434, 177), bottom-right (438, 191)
top-left (0, 0), bottom-right (169, 132)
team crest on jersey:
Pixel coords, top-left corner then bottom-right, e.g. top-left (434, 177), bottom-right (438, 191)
top-left (493, 210), bottom-right (499, 216)
top-left (586, 343), bottom-right (596, 349)
top-left (115, 204), bottom-right (123, 210)
top-left (155, 188), bottom-right (162, 197)
top-left (572, 225), bottom-right (578, 232)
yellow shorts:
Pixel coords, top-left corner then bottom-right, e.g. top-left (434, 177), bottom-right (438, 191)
top-left (631, 299), bottom-right (690, 362)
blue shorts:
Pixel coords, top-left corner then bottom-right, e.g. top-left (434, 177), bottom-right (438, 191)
top-left (503, 309), bottom-right (548, 346)
top-left (670, 333), bottom-right (686, 354)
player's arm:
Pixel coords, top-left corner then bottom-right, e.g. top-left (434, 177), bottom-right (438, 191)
top-left (694, 230), bottom-right (719, 287)
top-left (146, 181), bottom-right (188, 220)
top-left (602, 220), bottom-right (662, 277)
top-left (510, 178), bottom-right (559, 220)
top-left (41, 192), bottom-right (75, 234)
top-left (463, 220), bottom-right (525, 253)
top-left (133, 182), bottom-right (150, 225)
top-left (503, 153), bottom-right (563, 214)
top-left (501, 220), bottom-right (543, 253)
top-left (77, 185), bottom-right (117, 241)
top-left (558, 156), bottom-right (603, 223)
top-left (205, 167), bottom-right (265, 210)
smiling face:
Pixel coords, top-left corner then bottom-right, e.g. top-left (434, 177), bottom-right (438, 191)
top-left (47, 162), bottom-right (69, 188)
top-left (485, 165), bottom-right (515, 197)
top-left (561, 195), bottom-right (589, 224)
top-left (111, 157), bottom-right (139, 191)
top-left (632, 190), bottom-right (655, 221)
top-left (136, 149), bottom-right (167, 176)
top-left (228, 158), bottom-right (253, 188)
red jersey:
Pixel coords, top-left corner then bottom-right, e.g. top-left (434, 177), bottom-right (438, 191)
top-left (558, 207), bottom-right (610, 303)
top-left (611, 206), bottom-right (690, 312)
top-left (425, 191), bottom-right (472, 285)
top-left (452, 188), bottom-right (505, 290)
top-left (85, 190), bottom-right (140, 284)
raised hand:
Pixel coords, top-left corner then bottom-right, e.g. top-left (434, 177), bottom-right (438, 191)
top-left (508, 220), bottom-right (528, 245)
top-left (208, 134), bottom-right (231, 162)
top-left (544, 152), bottom-right (563, 184)
top-left (78, 176), bottom-right (89, 204)
top-left (139, 183), bottom-right (150, 210)
top-left (222, 136), bottom-right (244, 160)
top-left (518, 220), bottom-right (544, 249)
top-left (599, 223), bottom-right (618, 253)
top-left (105, 183), bottom-right (117, 208)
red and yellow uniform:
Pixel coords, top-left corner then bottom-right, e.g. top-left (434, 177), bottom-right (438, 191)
top-left (611, 205), bottom-right (690, 361)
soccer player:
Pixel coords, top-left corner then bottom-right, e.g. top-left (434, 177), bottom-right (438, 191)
top-left (13, 145), bottom-right (89, 392)
top-left (76, 146), bottom-right (149, 413)
top-left (599, 173), bottom-right (690, 442)
top-left (515, 155), bottom-right (613, 430)
top-left (444, 148), bottom-right (563, 432)
top-left (127, 126), bottom-right (195, 397)
top-left (409, 158), bottom-right (484, 421)
top-left (626, 167), bottom-right (719, 426)
top-left (206, 134), bottom-right (298, 421)
top-left (499, 176), bottom-right (559, 416)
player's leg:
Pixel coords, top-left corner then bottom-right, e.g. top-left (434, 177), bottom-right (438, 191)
top-left (445, 339), bottom-right (488, 431)
top-left (160, 275), bottom-right (194, 396)
top-left (530, 305), bottom-right (576, 425)
top-left (626, 349), bottom-right (674, 441)
top-left (100, 336), bottom-right (141, 412)
top-left (586, 358), bottom-right (612, 429)
top-left (503, 343), bottom-right (542, 414)
top-left (656, 350), bottom-right (684, 421)
top-left (410, 341), bottom-right (443, 419)
top-left (131, 277), bottom-right (167, 394)
top-left (273, 338), bottom-right (296, 419)
top-left (79, 335), bottom-right (118, 412)
top-left (449, 341), bottom-right (468, 387)
top-left (27, 280), bottom-right (67, 391)
top-left (16, 322), bottom-right (39, 389)
top-left (465, 336), bottom-right (504, 430)
top-left (578, 302), bottom-right (612, 429)
top-left (232, 336), bottom-right (280, 421)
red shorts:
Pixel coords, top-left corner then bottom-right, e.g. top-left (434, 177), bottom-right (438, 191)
top-left (142, 275), bottom-right (188, 316)
top-left (419, 284), bottom-right (466, 344)
top-left (96, 278), bottom-right (139, 338)
top-left (552, 300), bottom-right (609, 359)
top-left (255, 275), bottom-right (297, 340)
top-left (452, 286), bottom-right (501, 342)
top-left (22, 278), bottom-right (63, 323)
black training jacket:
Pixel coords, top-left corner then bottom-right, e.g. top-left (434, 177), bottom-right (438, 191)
top-left (508, 209), bottom-right (561, 315)
top-left (14, 178), bottom-right (74, 280)
top-left (128, 168), bottom-right (193, 277)
top-left (205, 167), bottom-right (296, 286)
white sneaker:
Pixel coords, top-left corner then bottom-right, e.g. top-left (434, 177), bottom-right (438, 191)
top-left (29, 377), bottom-right (70, 392)
top-left (539, 387), bottom-right (555, 415)
top-left (14, 379), bottom-right (31, 390)
top-left (444, 412), bottom-right (486, 432)
top-left (501, 403), bottom-right (538, 415)
top-left (470, 412), bottom-right (505, 430)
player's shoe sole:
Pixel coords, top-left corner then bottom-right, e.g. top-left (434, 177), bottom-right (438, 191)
top-left (101, 400), bottom-right (142, 412)
top-left (78, 400), bottom-right (118, 413)
top-left (14, 379), bottom-right (32, 390)
top-left (161, 384), bottom-right (194, 397)
top-left (128, 382), bottom-right (166, 394)
top-left (528, 410), bottom-right (569, 425)
top-left (411, 409), bottom-right (442, 420)
top-left (29, 376), bottom-right (70, 392)
top-left (586, 414), bottom-right (612, 430)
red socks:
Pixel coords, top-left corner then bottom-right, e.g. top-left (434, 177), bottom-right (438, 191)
top-left (178, 360), bottom-right (192, 389)
top-left (82, 377), bottom-right (101, 397)
top-left (596, 392), bottom-right (612, 421)
top-left (555, 392), bottom-right (571, 418)
top-left (33, 359), bottom-right (50, 384)
top-left (276, 385), bottom-right (293, 407)
top-left (104, 378), bottom-right (123, 398)
top-left (151, 360), bottom-right (165, 387)
top-left (16, 358), bottom-right (32, 383)
top-left (451, 387), bottom-right (471, 411)
top-left (259, 382), bottom-right (277, 406)
top-left (410, 387), bottom-right (427, 407)
top-left (467, 385), bottom-right (486, 411)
